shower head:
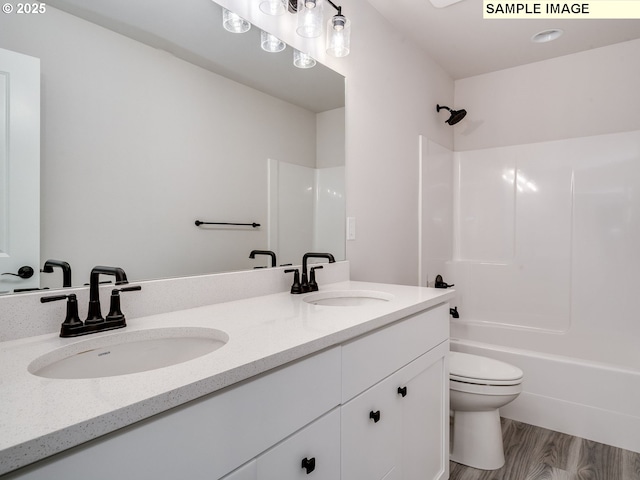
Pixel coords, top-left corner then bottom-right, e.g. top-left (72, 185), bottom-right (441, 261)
top-left (436, 104), bottom-right (467, 125)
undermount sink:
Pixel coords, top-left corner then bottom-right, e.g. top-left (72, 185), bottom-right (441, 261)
top-left (29, 327), bottom-right (229, 379)
top-left (303, 290), bottom-right (394, 307)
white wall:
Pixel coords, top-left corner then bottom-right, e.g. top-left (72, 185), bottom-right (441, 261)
top-left (454, 39), bottom-right (640, 151)
top-left (317, 108), bottom-right (345, 169)
top-left (342, 3), bottom-right (454, 285)
top-left (0, 8), bottom-right (318, 286)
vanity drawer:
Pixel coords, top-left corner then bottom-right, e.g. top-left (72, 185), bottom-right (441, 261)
top-left (257, 408), bottom-right (340, 480)
top-left (341, 303), bottom-right (448, 402)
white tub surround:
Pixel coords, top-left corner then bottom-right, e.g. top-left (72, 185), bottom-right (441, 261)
top-left (442, 128), bottom-right (640, 454)
top-left (0, 279), bottom-right (453, 476)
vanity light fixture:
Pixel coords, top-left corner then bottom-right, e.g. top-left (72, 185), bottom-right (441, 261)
top-left (261, 30), bottom-right (287, 53)
top-left (326, 1), bottom-right (350, 57)
top-left (222, 8), bottom-right (251, 33)
top-left (293, 49), bottom-right (316, 68)
top-left (260, 0), bottom-right (351, 56)
top-left (260, 0), bottom-right (287, 15)
top-left (296, 0), bottom-right (324, 38)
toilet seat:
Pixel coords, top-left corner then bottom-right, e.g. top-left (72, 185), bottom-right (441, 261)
top-left (450, 352), bottom-right (523, 386)
top-left (450, 379), bottom-right (522, 396)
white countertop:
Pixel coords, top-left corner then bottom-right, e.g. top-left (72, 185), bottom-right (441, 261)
top-left (0, 281), bottom-right (453, 475)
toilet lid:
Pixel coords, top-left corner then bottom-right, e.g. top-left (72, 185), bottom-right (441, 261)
top-left (450, 351), bottom-right (523, 386)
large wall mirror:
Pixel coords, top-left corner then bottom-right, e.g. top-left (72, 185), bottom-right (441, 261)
top-left (0, 0), bottom-right (345, 293)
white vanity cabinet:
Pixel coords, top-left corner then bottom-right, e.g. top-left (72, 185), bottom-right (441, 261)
top-left (221, 461), bottom-right (256, 480)
top-left (3, 302), bottom-right (449, 480)
top-left (3, 347), bottom-right (342, 480)
top-left (341, 304), bottom-right (449, 480)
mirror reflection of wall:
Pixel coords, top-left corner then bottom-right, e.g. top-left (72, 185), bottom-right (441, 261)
top-left (0, 1), bottom-right (345, 291)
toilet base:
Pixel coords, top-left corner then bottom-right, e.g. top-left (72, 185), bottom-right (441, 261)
top-left (450, 409), bottom-right (505, 470)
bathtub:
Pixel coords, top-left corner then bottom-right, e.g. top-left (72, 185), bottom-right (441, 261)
top-left (450, 338), bottom-right (640, 454)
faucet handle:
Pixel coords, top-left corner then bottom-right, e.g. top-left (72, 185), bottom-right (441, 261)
top-left (284, 269), bottom-right (302, 295)
top-left (106, 286), bottom-right (141, 323)
top-left (309, 265), bottom-right (323, 292)
top-left (41, 293), bottom-right (84, 336)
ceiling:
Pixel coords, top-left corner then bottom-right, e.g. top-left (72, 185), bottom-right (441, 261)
top-left (44, 0), bottom-right (640, 88)
top-left (365, 0), bottom-right (640, 79)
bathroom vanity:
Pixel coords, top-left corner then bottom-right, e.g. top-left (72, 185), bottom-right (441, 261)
top-left (0, 281), bottom-right (453, 480)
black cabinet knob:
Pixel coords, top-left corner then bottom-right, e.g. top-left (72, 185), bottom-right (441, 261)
top-left (397, 386), bottom-right (408, 397)
top-left (369, 410), bottom-right (381, 423)
top-left (301, 457), bottom-right (316, 474)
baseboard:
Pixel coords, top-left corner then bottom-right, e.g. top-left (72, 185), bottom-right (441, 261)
top-left (500, 392), bottom-right (640, 453)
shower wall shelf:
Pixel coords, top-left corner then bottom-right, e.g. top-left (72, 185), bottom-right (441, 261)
top-left (195, 220), bottom-right (261, 228)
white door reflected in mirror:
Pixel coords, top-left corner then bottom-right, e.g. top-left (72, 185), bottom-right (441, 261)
top-left (0, 48), bottom-right (40, 294)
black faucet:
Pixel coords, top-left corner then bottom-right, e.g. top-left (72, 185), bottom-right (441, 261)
top-left (249, 250), bottom-right (277, 267)
top-left (301, 252), bottom-right (335, 293)
top-left (86, 266), bottom-right (129, 324)
top-left (41, 270), bottom-right (141, 337)
top-left (41, 259), bottom-right (72, 288)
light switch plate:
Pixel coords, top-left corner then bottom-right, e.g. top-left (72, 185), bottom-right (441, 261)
top-left (347, 217), bottom-right (356, 240)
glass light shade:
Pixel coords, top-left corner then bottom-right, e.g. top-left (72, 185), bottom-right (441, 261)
top-left (293, 50), bottom-right (316, 69)
top-left (259, 0), bottom-right (286, 16)
top-left (326, 15), bottom-right (351, 57)
top-left (222, 8), bottom-right (251, 33)
top-left (296, 0), bottom-right (323, 38)
top-left (261, 31), bottom-right (286, 53)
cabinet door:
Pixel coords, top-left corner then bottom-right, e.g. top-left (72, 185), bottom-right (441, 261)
top-left (220, 461), bottom-right (256, 480)
top-left (341, 372), bottom-right (403, 480)
top-left (396, 342), bottom-right (449, 480)
top-left (257, 408), bottom-right (340, 480)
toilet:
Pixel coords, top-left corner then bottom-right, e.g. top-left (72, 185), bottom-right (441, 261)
top-left (449, 351), bottom-right (524, 470)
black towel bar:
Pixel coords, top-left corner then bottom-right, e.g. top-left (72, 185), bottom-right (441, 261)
top-left (195, 220), bottom-right (260, 228)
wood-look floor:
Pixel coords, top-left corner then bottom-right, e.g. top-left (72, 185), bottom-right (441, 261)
top-left (449, 418), bottom-right (640, 480)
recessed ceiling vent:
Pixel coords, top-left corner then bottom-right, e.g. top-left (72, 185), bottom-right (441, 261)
top-left (531, 29), bottom-right (564, 43)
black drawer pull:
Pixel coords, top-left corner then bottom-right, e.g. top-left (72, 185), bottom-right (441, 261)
top-left (397, 386), bottom-right (408, 397)
top-left (369, 410), bottom-right (381, 423)
top-left (301, 457), bottom-right (316, 474)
